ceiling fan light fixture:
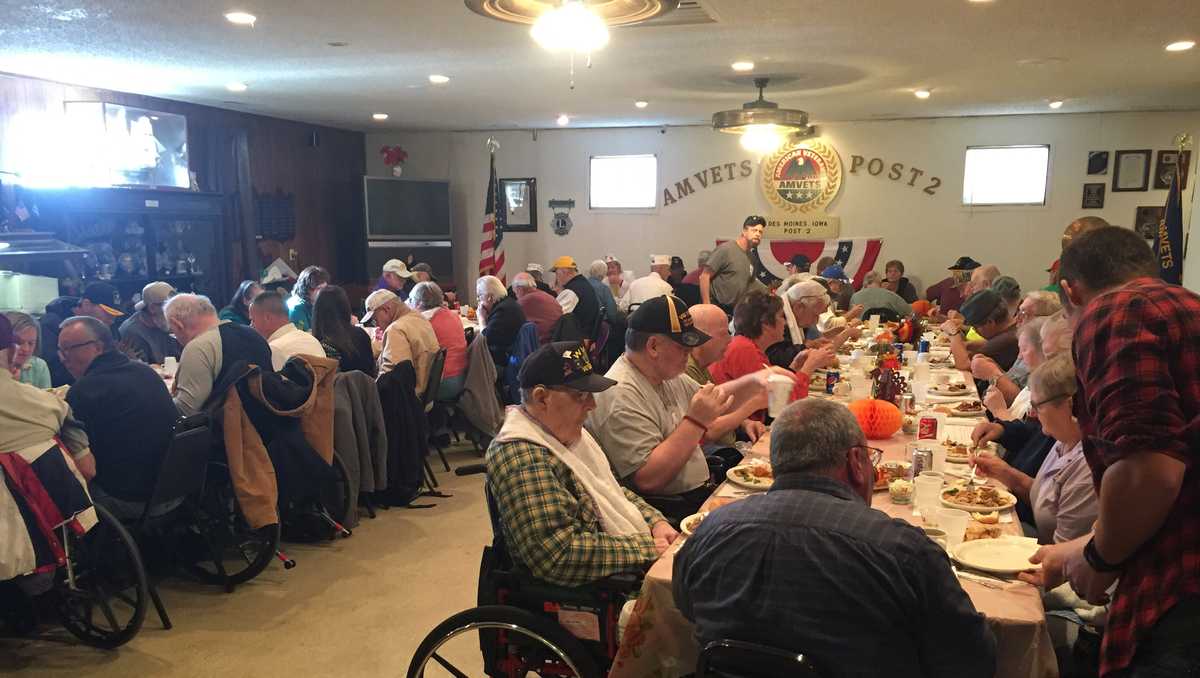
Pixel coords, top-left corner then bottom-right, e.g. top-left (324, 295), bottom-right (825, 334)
top-left (713, 77), bottom-right (812, 153)
top-left (530, 1), bottom-right (610, 53)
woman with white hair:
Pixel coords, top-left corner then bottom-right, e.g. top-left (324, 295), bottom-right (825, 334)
top-left (585, 259), bottom-right (622, 323)
top-left (476, 275), bottom-right (526, 369)
top-left (409, 281), bottom-right (467, 399)
top-left (972, 353), bottom-right (1097, 545)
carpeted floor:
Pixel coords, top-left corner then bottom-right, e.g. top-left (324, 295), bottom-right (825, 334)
top-left (0, 443), bottom-right (494, 677)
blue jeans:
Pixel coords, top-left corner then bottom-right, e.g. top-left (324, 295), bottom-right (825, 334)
top-left (437, 374), bottom-right (465, 401)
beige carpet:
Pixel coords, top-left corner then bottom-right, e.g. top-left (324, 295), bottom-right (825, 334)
top-left (1, 444), bottom-right (494, 677)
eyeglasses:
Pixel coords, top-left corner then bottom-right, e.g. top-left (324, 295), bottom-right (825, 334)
top-left (1030, 392), bottom-right (1071, 414)
top-left (852, 445), bottom-right (884, 468)
top-left (57, 340), bottom-right (99, 357)
top-left (542, 386), bottom-right (593, 403)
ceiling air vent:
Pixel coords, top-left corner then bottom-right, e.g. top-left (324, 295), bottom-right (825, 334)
top-left (629, 0), bottom-right (716, 27)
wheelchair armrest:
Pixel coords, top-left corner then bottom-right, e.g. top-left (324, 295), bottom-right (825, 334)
top-left (596, 571), bottom-right (644, 595)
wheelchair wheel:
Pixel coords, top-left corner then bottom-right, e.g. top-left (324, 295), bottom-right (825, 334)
top-left (55, 503), bottom-right (149, 649)
top-left (407, 605), bottom-right (601, 678)
top-left (185, 468), bottom-right (280, 588)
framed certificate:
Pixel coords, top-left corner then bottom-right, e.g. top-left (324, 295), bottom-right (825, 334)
top-left (1112, 150), bottom-right (1151, 192)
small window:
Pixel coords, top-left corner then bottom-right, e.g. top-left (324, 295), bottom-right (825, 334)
top-left (962, 145), bottom-right (1050, 206)
top-left (589, 154), bottom-right (657, 209)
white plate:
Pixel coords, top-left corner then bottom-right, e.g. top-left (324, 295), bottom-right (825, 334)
top-left (930, 384), bottom-right (972, 396)
top-left (926, 393), bottom-right (976, 404)
top-left (941, 487), bottom-right (1017, 512)
top-left (947, 408), bottom-right (986, 418)
top-left (952, 537), bottom-right (1041, 575)
top-left (726, 464), bottom-right (773, 491)
top-left (681, 511), bottom-right (708, 536)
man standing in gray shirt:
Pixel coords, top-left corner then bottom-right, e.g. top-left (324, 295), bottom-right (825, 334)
top-left (699, 215), bottom-right (767, 314)
top-left (588, 295), bottom-right (772, 522)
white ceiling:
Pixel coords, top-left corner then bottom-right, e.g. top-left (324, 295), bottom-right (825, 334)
top-left (1, 0), bottom-right (1198, 132)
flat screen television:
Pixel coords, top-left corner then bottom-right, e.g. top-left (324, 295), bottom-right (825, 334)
top-left (364, 177), bottom-right (451, 240)
top-left (63, 102), bottom-right (190, 189)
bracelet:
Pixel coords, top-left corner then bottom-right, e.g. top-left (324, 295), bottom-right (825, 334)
top-left (946, 329), bottom-right (961, 337)
top-left (1083, 537), bottom-right (1123, 573)
top-left (683, 415), bottom-right (709, 438)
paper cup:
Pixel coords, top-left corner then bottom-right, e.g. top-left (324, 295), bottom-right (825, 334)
top-left (936, 508), bottom-right (971, 549)
top-left (767, 374), bottom-right (794, 417)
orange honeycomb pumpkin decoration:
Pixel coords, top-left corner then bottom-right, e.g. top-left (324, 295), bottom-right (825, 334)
top-left (847, 398), bottom-right (903, 440)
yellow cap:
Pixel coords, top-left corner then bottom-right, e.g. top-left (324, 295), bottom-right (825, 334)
top-left (549, 256), bottom-right (577, 272)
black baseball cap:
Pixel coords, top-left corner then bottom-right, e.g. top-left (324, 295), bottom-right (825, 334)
top-left (518, 341), bottom-right (617, 393)
top-left (743, 215), bottom-right (767, 228)
top-left (947, 256), bottom-right (982, 271)
top-left (788, 254), bottom-right (811, 270)
top-left (629, 294), bottom-right (711, 348)
top-left (81, 282), bottom-right (125, 317)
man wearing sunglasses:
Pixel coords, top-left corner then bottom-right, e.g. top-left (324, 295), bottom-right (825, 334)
top-left (487, 341), bottom-right (676, 587)
top-left (674, 398), bottom-right (995, 677)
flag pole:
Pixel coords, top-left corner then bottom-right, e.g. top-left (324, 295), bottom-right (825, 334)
top-left (1175, 132), bottom-right (1193, 259)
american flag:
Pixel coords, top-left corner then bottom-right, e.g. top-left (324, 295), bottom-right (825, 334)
top-left (478, 150), bottom-right (506, 283)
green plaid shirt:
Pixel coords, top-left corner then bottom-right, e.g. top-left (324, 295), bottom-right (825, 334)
top-left (486, 438), bottom-right (664, 587)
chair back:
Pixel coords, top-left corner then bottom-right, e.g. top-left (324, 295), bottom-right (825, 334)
top-left (422, 348), bottom-right (448, 411)
top-left (503, 322), bottom-right (540, 403)
top-left (675, 282), bottom-right (701, 307)
top-left (140, 414), bottom-right (212, 525)
top-left (697, 639), bottom-right (823, 678)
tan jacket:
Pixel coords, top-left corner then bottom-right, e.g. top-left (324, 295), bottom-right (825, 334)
top-left (218, 355), bottom-right (338, 529)
top-left (377, 312), bottom-right (439, 395)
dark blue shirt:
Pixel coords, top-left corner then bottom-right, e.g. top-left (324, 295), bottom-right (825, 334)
top-left (673, 473), bottom-right (996, 678)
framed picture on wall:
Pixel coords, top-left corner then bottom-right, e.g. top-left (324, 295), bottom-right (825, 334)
top-left (1153, 150), bottom-right (1191, 190)
top-left (499, 178), bottom-right (537, 232)
top-left (1082, 183), bottom-right (1105, 209)
top-left (1134, 206), bottom-right (1164, 240)
top-left (1087, 151), bottom-right (1109, 175)
top-left (1112, 150), bottom-right (1151, 192)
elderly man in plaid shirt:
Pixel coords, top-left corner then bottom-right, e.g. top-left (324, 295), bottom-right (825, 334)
top-left (1027, 226), bottom-right (1200, 676)
top-left (486, 341), bottom-right (678, 587)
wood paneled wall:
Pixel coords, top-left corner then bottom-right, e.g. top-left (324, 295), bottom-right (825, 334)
top-left (0, 71), bottom-right (367, 287)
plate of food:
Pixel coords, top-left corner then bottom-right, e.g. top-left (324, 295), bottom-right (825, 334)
top-left (941, 485), bottom-right (1017, 512)
top-left (727, 463), bottom-right (773, 490)
top-left (681, 511), bottom-right (708, 536)
top-left (930, 382), bottom-right (971, 396)
top-left (952, 536), bottom-right (1040, 574)
top-left (935, 401), bottom-right (986, 418)
top-left (943, 441), bottom-right (997, 464)
top-left (964, 523), bottom-right (1004, 541)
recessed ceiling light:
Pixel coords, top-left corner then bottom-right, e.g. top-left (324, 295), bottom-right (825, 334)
top-left (914, 89), bottom-right (931, 99)
top-left (224, 11), bottom-right (257, 26)
top-left (731, 61), bottom-right (755, 72)
top-left (556, 114), bottom-right (570, 126)
top-left (372, 113), bottom-right (389, 121)
top-left (428, 74), bottom-right (450, 84)
top-left (327, 41), bottom-right (349, 47)
top-left (225, 81), bottom-right (248, 92)
top-left (1048, 100), bottom-right (1064, 109)
top-left (1165, 40), bottom-right (1195, 52)
top-left (634, 100), bottom-right (649, 109)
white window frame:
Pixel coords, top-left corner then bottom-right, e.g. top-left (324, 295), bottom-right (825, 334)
top-left (961, 145), bottom-right (1051, 207)
top-left (588, 154), bottom-right (659, 211)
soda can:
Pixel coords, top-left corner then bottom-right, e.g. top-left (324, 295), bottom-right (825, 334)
top-left (825, 370), bottom-right (840, 394)
top-left (911, 447), bottom-right (934, 479)
top-left (917, 413), bottom-right (940, 440)
top-left (918, 339), bottom-right (930, 353)
top-left (892, 342), bottom-right (904, 355)
top-left (898, 393), bottom-right (916, 414)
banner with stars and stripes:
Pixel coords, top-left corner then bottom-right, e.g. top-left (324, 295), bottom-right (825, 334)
top-left (478, 150), bottom-right (506, 283)
top-left (719, 237), bottom-right (884, 288)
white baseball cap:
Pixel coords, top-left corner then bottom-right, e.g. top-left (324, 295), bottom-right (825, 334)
top-left (526, 263), bottom-right (544, 273)
top-left (382, 259), bottom-right (413, 278)
top-left (362, 289), bottom-right (399, 324)
top-left (135, 281), bottom-right (176, 311)
top-left (650, 254), bottom-right (671, 266)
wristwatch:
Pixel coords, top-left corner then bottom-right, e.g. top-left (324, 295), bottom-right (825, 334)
top-left (1083, 537), bottom-right (1123, 573)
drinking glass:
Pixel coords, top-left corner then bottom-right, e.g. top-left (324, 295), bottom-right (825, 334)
top-left (915, 473), bottom-right (944, 520)
top-left (911, 380), bottom-right (929, 405)
top-left (937, 508), bottom-right (971, 550)
top-left (849, 375), bottom-right (872, 400)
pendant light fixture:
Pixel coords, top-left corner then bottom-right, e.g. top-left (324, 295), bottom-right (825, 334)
top-left (712, 77), bottom-right (814, 154)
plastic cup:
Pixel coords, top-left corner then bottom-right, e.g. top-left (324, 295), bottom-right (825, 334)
top-left (867, 315), bottom-right (880, 334)
top-left (912, 361), bottom-right (931, 383)
top-left (163, 356), bottom-right (178, 375)
top-left (911, 380), bottom-right (929, 405)
top-left (903, 350), bottom-right (918, 367)
top-left (767, 374), bottom-right (794, 417)
top-left (937, 508), bottom-right (971, 550)
top-left (849, 375), bottom-right (872, 400)
top-left (915, 472), bottom-right (944, 520)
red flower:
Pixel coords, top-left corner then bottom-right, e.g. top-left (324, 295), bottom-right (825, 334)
top-left (379, 145), bottom-right (408, 167)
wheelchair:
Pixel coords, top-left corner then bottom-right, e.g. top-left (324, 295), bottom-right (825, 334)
top-left (407, 488), bottom-right (640, 678)
top-left (1, 503), bottom-right (151, 649)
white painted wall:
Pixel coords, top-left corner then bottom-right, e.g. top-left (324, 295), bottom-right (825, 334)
top-left (368, 111), bottom-right (1199, 301)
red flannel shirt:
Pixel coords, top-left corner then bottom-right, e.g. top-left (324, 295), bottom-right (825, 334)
top-left (1072, 277), bottom-right (1200, 676)
top-left (708, 335), bottom-right (810, 419)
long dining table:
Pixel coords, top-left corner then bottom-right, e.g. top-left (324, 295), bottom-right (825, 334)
top-left (607, 382), bottom-right (1059, 678)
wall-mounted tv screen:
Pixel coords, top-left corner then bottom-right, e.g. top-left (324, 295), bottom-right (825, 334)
top-left (63, 102), bottom-right (189, 188)
top-left (365, 177), bottom-right (451, 240)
